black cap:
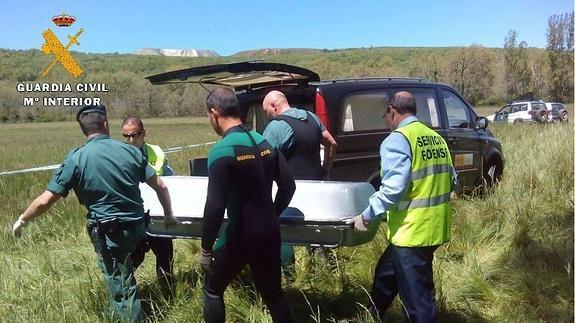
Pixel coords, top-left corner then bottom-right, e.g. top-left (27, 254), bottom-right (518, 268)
top-left (76, 105), bottom-right (107, 121)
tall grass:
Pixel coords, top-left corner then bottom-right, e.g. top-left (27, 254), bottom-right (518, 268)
top-left (0, 119), bottom-right (572, 322)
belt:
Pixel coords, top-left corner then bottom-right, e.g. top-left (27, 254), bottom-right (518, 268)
top-left (88, 217), bottom-right (145, 232)
top-left (117, 218), bottom-right (145, 230)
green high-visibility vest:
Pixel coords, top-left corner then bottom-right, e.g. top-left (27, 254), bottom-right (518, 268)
top-left (144, 143), bottom-right (166, 176)
top-left (388, 121), bottom-right (453, 247)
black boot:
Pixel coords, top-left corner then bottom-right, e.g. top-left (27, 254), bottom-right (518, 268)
top-left (203, 288), bottom-right (225, 323)
top-left (267, 298), bottom-right (294, 323)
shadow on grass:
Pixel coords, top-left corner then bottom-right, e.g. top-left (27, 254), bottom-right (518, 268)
top-left (143, 259), bottom-right (496, 322)
top-left (437, 310), bottom-right (489, 323)
top-left (139, 269), bottom-right (202, 320)
top-left (284, 286), bottom-right (486, 322)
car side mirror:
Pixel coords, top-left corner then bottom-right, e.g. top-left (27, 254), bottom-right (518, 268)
top-left (475, 116), bottom-right (488, 130)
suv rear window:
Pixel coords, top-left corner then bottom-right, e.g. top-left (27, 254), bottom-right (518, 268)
top-left (531, 102), bottom-right (546, 111)
top-left (551, 103), bottom-right (564, 112)
top-left (511, 104), bottom-right (527, 113)
top-left (340, 88), bottom-right (440, 132)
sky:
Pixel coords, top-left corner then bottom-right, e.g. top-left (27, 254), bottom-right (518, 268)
top-left (0, 0), bottom-right (572, 56)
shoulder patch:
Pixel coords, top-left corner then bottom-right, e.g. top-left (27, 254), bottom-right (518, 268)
top-left (208, 145), bottom-right (235, 168)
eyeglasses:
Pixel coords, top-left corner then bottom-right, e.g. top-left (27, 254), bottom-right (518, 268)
top-left (382, 105), bottom-right (393, 119)
top-left (122, 131), bottom-right (143, 138)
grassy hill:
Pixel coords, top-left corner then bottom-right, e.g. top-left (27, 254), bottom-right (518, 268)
top-left (0, 46), bottom-right (560, 123)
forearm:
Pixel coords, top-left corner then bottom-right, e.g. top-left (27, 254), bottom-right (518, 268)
top-left (362, 184), bottom-right (405, 220)
top-left (321, 131), bottom-right (337, 172)
top-left (274, 180), bottom-right (296, 216)
top-left (155, 185), bottom-right (173, 216)
top-left (19, 191), bottom-right (59, 222)
top-left (201, 159), bottom-right (229, 250)
top-left (322, 145), bottom-right (335, 171)
top-left (146, 175), bottom-right (173, 217)
top-left (274, 152), bottom-right (295, 215)
top-left (201, 207), bottom-right (224, 250)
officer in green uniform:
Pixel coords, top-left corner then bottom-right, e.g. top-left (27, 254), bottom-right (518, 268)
top-left (199, 88), bottom-right (296, 323)
top-left (347, 92), bottom-right (456, 322)
top-left (12, 105), bottom-right (177, 322)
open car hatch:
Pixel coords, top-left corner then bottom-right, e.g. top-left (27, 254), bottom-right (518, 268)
top-left (146, 61), bottom-right (320, 91)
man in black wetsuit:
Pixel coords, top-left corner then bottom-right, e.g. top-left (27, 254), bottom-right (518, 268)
top-left (200, 88), bottom-right (296, 323)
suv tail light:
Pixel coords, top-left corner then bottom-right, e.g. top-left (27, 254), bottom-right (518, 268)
top-left (315, 89), bottom-right (332, 132)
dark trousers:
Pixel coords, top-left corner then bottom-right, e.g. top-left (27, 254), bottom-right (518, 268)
top-left (94, 222), bottom-right (146, 322)
top-left (132, 235), bottom-right (174, 286)
top-left (280, 244), bottom-right (296, 279)
top-left (370, 244), bottom-right (438, 323)
top-left (203, 242), bottom-right (293, 323)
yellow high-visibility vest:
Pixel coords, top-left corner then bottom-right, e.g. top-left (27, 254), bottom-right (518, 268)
top-left (387, 121), bottom-right (453, 247)
top-left (144, 143), bottom-right (166, 176)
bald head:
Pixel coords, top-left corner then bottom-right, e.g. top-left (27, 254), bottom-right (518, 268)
top-left (389, 91), bottom-right (416, 115)
top-left (262, 90), bottom-right (290, 118)
top-left (122, 116), bottom-right (144, 129)
top-left (122, 116), bottom-right (146, 148)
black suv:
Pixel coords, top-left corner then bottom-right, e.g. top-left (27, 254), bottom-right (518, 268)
top-left (147, 62), bottom-right (504, 191)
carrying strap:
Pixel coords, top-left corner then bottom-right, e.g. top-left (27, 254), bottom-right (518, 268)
top-left (239, 125), bottom-right (267, 203)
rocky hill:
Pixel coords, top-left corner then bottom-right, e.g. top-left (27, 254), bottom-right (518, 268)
top-left (134, 48), bottom-right (219, 57)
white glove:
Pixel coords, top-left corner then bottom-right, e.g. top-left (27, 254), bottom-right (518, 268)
top-left (12, 218), bottom-right (27, 238)
top-left (345, 214), bottom-right (370, 232)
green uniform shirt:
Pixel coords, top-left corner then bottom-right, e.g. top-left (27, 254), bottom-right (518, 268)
top-left (263, 107), bottom-right (326, 151)
top-left (47, 134), bottom-right (156, 223)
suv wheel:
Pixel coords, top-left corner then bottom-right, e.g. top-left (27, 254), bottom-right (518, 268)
top-left (534, 110), bottom-right (548, 124)
top-left (513, 119), bottom-right (523, 124)
top-left (560, 110), bottom-right (569, 123)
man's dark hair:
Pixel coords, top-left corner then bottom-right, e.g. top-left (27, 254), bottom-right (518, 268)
top-left (206, 88), bottom-right (240, 118)
top-left (388, 92), bottom-right (417, 115)
top-left (122, 116), bottom-right (144, 130)
top-left (77, 105), bottom-right (107, 135)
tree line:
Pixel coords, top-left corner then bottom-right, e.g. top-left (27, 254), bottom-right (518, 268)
top-left (0, 12), bottom-right (572, 123)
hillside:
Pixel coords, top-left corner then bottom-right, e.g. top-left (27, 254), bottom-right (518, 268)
top-left (134, 48), bottom-right (220, 57)
top-left (233, 47), bottom-right (324, 56)
top-left (0, 46), bottom-right (567, 122)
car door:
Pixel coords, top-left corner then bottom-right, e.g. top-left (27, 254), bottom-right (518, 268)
top-left (509, 103), bottom-right (528, 123)
top-left (331, 86), bottom-right (441, 186)
top-left (493, 105), bottom-right (511, 123)
top-left (438, 88), bottom-right (482, 190)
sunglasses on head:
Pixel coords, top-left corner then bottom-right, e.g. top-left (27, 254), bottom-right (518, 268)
top-left (122, 131), bottom-right (142, 138)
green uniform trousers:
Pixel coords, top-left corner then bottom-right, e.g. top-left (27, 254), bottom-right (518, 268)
top-left (94, 222), bottom-right (146, 322)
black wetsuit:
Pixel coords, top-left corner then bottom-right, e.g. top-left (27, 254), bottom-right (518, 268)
top-left (202, 125), bottom-right (295, 323)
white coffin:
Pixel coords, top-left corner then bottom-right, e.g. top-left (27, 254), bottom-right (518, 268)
top-left (140, 176), bottom-right (381, 247)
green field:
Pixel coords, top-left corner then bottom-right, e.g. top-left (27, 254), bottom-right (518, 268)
top-left (0, 116), bottom-right (573, 322)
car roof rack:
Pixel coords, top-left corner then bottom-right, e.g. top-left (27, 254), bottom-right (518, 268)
top-left (321, 77), bottom-right (431, 84)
